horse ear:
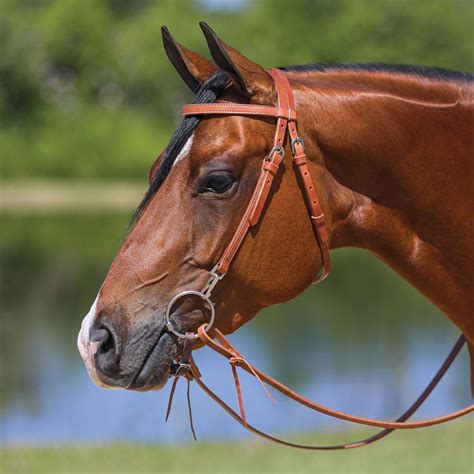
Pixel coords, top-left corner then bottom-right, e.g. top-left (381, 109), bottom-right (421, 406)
top-left (161, 26), bottom-right (217, 93)
top-left (199, 22), bottom-right (275, 103)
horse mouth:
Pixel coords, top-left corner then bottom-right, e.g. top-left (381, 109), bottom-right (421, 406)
top-left (128, 329), bottom-right (177, 391)
top-left (123, 306), bottom-right (207, 391)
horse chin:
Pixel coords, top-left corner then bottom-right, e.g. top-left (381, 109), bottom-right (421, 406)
top-left (128, 331), bottom-right (177, 392)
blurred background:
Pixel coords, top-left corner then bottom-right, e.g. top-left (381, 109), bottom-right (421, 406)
top-left (1, 0), bottom-right (473, 472)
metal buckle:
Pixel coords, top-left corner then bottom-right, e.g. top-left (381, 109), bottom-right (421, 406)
top-left (290, 137), bottom-right (305, 155)
top-left (201, 264), bottom-right (225, 298)
top-left (265, 146), bottom-right (285, 162)
top-left (170, 361), bottom-right (192, 377)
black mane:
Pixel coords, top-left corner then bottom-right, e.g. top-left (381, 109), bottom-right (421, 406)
top-left (280, 62), bottom-right (474, 82)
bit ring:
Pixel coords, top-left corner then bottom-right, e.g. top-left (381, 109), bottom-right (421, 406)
top-left (165, 290), bottom-right (215, 339)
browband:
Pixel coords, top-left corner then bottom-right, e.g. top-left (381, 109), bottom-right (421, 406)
top-left (182, 68), bottom-right (330, 283)
top-left (183, 103), bottom-right (297, 121)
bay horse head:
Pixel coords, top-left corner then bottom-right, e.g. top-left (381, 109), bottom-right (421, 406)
top-left (78, 23), bottom-right (331, 391)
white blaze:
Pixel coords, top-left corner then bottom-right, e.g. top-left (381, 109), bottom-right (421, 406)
top-left (172, 134), bottom-right (194, 167)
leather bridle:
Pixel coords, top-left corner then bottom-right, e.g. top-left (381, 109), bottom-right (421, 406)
top-left (165, 68), bottom-right (329, 340)
top-left (163, 68), bottom-right (473, 449)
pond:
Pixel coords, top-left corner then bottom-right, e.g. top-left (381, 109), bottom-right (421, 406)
top-left (0, 213), bottom-right (470, 444)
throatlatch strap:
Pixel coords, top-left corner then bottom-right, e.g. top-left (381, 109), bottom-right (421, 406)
top-left (268, 69), bottom-right (330, 282)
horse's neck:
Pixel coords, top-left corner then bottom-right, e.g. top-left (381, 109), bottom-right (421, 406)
top-left (296, 71), bottom-right (473, 340)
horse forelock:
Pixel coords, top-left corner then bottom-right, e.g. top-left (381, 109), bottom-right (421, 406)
top-left (131, 71), bottom-right (230, 225)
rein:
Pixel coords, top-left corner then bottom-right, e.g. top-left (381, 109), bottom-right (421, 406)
top-left (164, 68), bottom-right (473, 448)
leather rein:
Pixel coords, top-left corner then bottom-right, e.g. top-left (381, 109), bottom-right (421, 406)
top-left (163, 68), bottom-right (473, 449)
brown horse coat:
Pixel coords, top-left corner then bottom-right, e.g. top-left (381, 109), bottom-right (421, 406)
top-left (78, 26), bottom-right (474, 394)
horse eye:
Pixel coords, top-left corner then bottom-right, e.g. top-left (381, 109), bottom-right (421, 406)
top-left (201, 174), bottom-right (235, 194)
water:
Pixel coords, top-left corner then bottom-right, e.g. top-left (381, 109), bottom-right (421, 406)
top-left (0, 214), bottom-right (470, 444)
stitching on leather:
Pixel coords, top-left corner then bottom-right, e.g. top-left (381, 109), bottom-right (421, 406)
top-left (219, 172), bottom-right (268, 270)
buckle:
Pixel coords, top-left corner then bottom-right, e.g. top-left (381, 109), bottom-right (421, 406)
top-left (290, 137), bottom-right (305, 155)
top-left (201, 264), bottom-right (226, 298)
top-left (171, 361), bottom-right (192, 377)
top-left (265, 146), bottom-right (285, 162)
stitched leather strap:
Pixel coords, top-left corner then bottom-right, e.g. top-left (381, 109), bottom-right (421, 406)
top-left (182, 68), bottom-right (329, 280)
top-left (188, 331), bottom-right (470, 449)
top-left (183, 103), bottom-right (297, 120)
top-left (268, 69), bottom-right (330, 282)
top-left (170, 69), bottom-right (473, 449)
top-left (192, 327), bottom-right (472, 436)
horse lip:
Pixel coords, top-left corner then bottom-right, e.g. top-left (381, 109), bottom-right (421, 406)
top-left (128, 328), bottom-right (175, 391)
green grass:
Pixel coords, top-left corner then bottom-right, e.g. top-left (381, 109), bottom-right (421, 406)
top-left (1, 421), bottom-right (472, 474)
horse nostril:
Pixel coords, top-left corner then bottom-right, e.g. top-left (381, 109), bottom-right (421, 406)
top-left (90, 328), bottom-right (110, 344)
top-left (90, 324), bottom-right (120, 376)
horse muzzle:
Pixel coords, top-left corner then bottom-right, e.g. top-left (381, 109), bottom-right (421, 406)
top-left (77, 299), bottom-right (177, 391)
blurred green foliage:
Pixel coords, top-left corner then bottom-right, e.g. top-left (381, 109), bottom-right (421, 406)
top-left (1, 0), bottom-right (473, 180)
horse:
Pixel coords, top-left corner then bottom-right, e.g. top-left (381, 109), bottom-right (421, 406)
top-left (78, 23), bottom-right (473, 425)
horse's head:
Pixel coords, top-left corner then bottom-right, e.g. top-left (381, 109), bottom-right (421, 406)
top-left (78, 24), bottom-right (329, 391)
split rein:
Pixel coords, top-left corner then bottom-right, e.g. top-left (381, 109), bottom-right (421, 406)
top-left (164, 68), bottom-right (473, 449)
top-left (166, 327), bottom-right (470, 450)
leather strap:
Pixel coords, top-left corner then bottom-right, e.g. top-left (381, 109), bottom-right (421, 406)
top-left (268, 69), bottom-right (330, 282)
top-left (214, 147), bottom-right (285, 275)
top-left (181, 332), bottom-right (195, 366)
top-left (165, 332), bottom-right (197, 440)
top-left (182, 68), bottom-right (329, 281)
top-left (173, 69), bottom-right (473, 448)
top-left (186, 331), bottom-right (470, 449)
top-left (183, 103), bottom-right (296, 120)
top-left (196, 326), bottom-right (472, 430)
